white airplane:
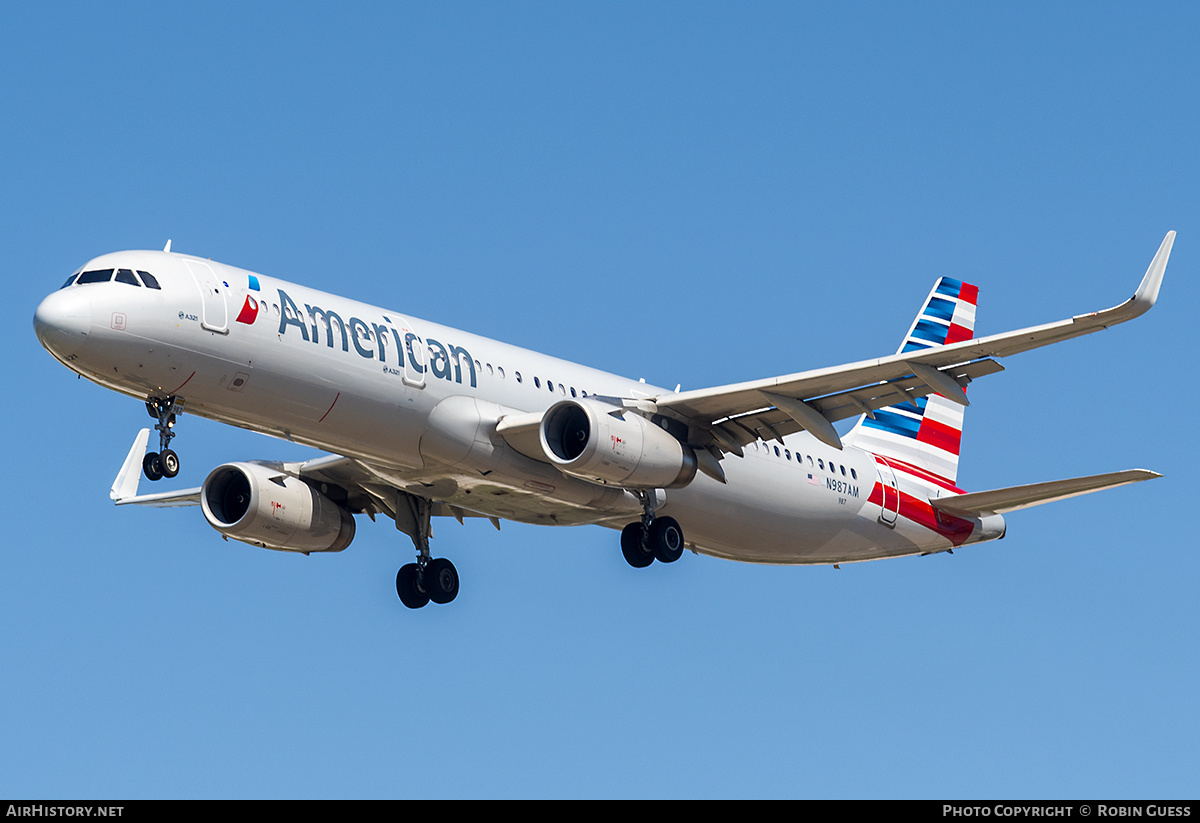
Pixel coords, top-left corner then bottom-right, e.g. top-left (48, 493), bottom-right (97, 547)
top-left (33, 233), bottom-right (1174, 608)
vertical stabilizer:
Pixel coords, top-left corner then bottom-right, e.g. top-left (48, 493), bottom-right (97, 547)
top-left (843, 277), bottom-right (978, 484)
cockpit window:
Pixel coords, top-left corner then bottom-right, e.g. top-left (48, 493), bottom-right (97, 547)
top-left (76, 269), bottom-right (114, 285)
top-left (137, 270), bottom-right (161, 290)
top-left (60, 271), bottom-right (80, 289)
top-left (115, 268), bottom-right (140, 286)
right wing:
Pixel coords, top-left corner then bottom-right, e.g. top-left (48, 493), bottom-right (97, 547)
top-left (652, 232), bottom-right (1174, 453)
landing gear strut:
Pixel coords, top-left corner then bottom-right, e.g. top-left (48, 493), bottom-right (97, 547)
top-left (621, 490), bottom-right (684, 568)
top-left (393, 492), bottom-right (460, 609)
top-left (143, 396), bottom-right (184, 481)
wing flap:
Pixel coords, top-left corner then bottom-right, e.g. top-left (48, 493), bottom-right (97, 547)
top-left (707, 358), bottom-right (1005, 449)
top-left (930, 469), bottom-right (1161, 517)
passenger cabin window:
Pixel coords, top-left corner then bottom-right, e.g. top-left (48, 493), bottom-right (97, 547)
top-left (76, 269), bottom-right (113, 284)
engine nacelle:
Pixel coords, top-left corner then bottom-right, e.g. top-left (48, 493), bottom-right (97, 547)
top-left (539, 399), bottom-right (697, 489)
top-left (200, 462), bottom-right (356, 553)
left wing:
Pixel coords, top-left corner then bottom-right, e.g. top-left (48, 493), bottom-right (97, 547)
top-left (110, 429), bottom-right (201, 506)
top-left (109, 428), bottom-right (499, 527)
top-left (653, 232), bottom-right (1174, 453)
top-left (298, 454), bottom-right (501, 529)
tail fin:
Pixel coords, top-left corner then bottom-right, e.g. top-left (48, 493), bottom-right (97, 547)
top-left (842, 277), bottom-right (979, 484)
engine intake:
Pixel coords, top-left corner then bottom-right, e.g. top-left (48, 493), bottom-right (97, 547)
top-left (201, 462), bottom-right (355, 553)
top-left (540, 399), bottom-right (697, 489)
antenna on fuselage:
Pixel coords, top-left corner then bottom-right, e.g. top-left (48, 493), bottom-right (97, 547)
top-left (163, 239), bottom-right (172, 253)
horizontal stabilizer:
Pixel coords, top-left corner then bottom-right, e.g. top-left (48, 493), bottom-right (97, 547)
top-left (930, 469), bottom-right (1160, 517)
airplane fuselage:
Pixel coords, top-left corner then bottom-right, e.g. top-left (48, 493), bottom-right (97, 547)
top-left (35, 248), bottom-right (1006, 566)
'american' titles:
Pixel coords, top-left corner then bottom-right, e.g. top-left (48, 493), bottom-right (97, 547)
top-left (275, 289), bottom-right (476, 387)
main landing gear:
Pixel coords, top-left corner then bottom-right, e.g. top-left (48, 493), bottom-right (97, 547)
top-left (396, 556), bottom-right (460, 610)
top-left (142, 396), bottom-right (184, 481)
top-left (393, 493), bottom-right (460, 609)
top-left (620, 490), bottom-right (685, 568)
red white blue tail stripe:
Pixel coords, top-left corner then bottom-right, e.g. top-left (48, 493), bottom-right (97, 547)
top-left (843, 277), bottom-right (978, 485)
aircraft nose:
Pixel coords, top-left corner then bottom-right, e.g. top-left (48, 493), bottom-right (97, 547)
top-left (34, 288), bottom-right (92, 359)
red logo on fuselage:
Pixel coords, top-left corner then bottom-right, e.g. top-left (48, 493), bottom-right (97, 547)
top-left (236, 295), bottom-right (260, 324)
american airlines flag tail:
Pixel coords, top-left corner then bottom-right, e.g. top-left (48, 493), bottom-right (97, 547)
top-left (842, 277), bottom-right (978, 486)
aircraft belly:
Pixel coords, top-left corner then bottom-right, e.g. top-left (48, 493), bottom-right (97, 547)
top-left (414, 471), bottom-right (639, 527)
top-left (660, 447), bottom-right (936, 565)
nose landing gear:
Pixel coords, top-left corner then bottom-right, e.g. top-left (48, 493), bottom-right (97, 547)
top-left (142, 396), bottom-right (184, 481)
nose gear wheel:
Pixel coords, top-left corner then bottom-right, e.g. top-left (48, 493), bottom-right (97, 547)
top-left (143, 396), bottom-right (184, 481)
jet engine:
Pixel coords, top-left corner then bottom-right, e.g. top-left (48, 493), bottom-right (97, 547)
top-left (539, 398), bottom-right (697, 489)
top-left (200, 462), bottom-right (356, 553)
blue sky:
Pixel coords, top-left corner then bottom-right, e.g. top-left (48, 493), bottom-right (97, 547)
top-left (3, 2), bottom-right (1198, 799)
